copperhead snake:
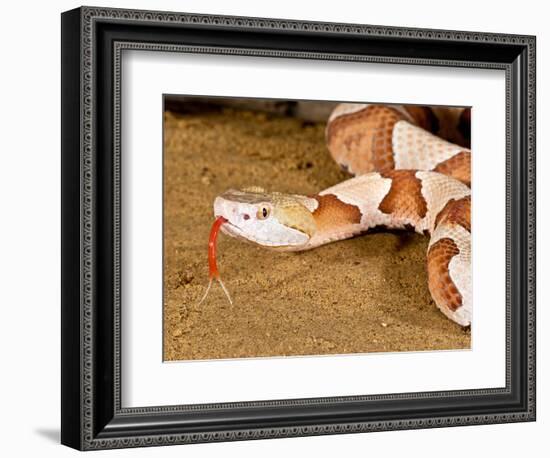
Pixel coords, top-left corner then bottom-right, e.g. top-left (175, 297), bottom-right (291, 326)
top-left (202, 103), bottom-right (472, 327)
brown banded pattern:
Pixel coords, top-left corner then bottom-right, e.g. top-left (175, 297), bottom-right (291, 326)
top-left (427, 238), bottom-right (463, 312)
top-left (312, 194), bottom-right (362, 233)
top-left (433, 151), bottom-right (471, 187)
top-left (326, 105), bottom-right (407, 175)
top-left (378, 170), bottom-right (428, 223)
top-left (434, 196), bottom-right (471, 233)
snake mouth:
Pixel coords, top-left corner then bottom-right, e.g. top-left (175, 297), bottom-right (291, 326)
top-left (217, 219), bottom-right (308, 250)
top-left (216, 220), bottom-right (256, 244)
top-left (219, 221), bottom-right (287, 247)
top-left (218, 220), bottom-right (247, 240)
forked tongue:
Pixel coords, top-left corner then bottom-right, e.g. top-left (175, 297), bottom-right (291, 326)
top-left (198, 216), bottom-right (233, 305)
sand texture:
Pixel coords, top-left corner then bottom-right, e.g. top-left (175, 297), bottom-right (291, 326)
top-left (163, 108), bottom-right (470, 361)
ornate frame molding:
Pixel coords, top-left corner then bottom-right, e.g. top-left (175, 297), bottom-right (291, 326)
top-left (61, 6), bottom-right (536, 450)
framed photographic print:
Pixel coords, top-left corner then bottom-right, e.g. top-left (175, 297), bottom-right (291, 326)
top-left (61, 6), bottom-right (536, 450)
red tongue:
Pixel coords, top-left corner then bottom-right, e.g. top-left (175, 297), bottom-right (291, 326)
top-left (208, 216), bottom-right (227, 279)
top-left (198, 216), bottom-right (233, 306)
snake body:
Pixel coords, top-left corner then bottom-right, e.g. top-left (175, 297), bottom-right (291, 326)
top-left (213, 104), bottom-right (472, 326)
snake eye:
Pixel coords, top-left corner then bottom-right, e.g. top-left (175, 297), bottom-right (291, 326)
top-left (257, 206), bottom-right (270, 220)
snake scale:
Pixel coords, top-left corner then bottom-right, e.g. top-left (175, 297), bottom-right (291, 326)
top-left (207, 103), bottom-right (472, 327)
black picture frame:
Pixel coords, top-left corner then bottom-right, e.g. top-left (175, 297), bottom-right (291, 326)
top-left (61, 6), bottom-right (536, 450)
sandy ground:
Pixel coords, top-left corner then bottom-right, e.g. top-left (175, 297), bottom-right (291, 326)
top-left (163, 107), bottom-right (470, 361)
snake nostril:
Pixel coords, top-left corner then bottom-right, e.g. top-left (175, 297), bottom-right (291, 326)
top-left (243, 214), bottom-right (250, 220)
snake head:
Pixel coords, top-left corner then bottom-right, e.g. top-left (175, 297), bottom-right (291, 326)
top-left (213, 187), bottom-right (317, 250)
